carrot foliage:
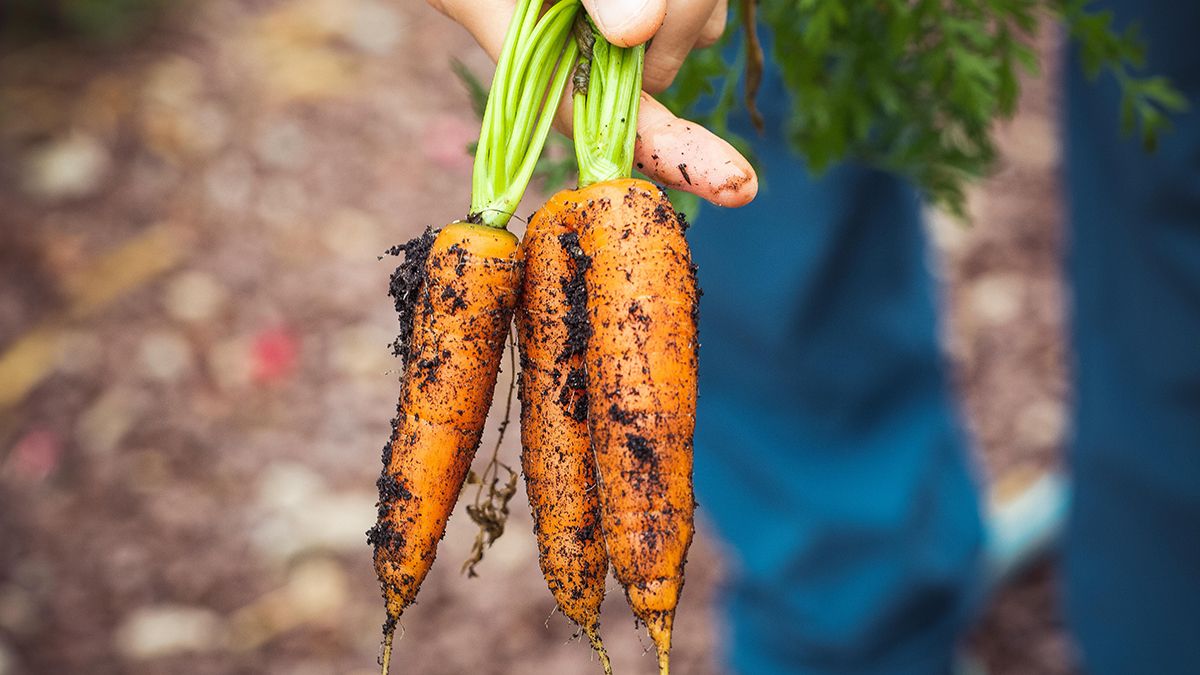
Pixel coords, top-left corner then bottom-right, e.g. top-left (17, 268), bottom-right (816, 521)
top-left (572, 17), bottom-right (645, 187)
top-left (470, 0), bottom-right (581, 228)
top-left (661, 0), bottom-right (1189, 217)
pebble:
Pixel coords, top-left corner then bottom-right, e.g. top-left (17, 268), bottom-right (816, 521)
top-left (76, 387), bottom-right (150, 456)
top-left (250, 462), bottom-right (376, 560)
top-left (255, 176), bottom-right (308, 227)
top-left (204, 154), bottom-right (257, 212)
top-left (328, 323), bottom-right (393, 378)
top-left (967, 274), bottom-right (1024, 326)
top-left (142, 57), bottom-right (204, 109)
top-left (254, 119), bottom-right (309, 170)
top-left (0, 585), bottom-right (37, 635)
top-left (113, 605), bottom-right (225, 660)
top-left (346, 1), bottom-right (403, 55)
top-left (0, 639), bottom-right (14, 675)
top-left (55, 330), bottom-right (105, 376)
top-left (137, 330), bottom-right (194, 382)
top-left (1015, 397), bottom-right (1067, 449)
top-left (321, 208), bottom-right (382, 260)
top-left (284, 557), bottom-right (348, 619)
top-left (163, 271), bottom-right (228, 324)
top-left (257, 462), bottom-right (324, 512)
top-left (21, 132), bottom-right (110, 201)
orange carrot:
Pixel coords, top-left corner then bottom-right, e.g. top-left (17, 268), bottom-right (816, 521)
top-left (368, 2), bottom-right (579, 669)
top-left (579, 179), bottom-right (698, 674)
top-left (565, 20), bottom-right (700, 673)
top-left (516, 195), bottom-right (612, 671)
top-left (369, 222), bottom-right (521, 630)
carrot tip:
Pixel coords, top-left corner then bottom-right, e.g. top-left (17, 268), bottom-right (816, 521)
top-left (585, 626), bottom-right (613, 675)
top-left (379, 627), bottom-right (395, 675)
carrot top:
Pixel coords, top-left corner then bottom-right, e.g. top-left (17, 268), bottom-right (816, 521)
top-left (572, 17), bottom-right (644, 188)
top-left (470, 0), bottom-right (580, 228)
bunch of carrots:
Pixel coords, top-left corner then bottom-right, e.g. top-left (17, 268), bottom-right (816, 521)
top-left (369, 2), bottom-right (719, 672)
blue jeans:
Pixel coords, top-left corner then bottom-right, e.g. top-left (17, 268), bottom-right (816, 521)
top-left (690, 2), bottom-right (1200, 671)
top-left (689, 57), bottom-right (983, 674)
top-left (1063, 1), bottom-right (1200, 673)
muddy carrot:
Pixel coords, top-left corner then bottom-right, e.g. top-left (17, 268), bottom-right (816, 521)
top-left (571, 21), bottom-right (698, 675)
top-left (516, 195), bottom-right (612, 672)
top-left (368, 1), bottom-right (580, 671)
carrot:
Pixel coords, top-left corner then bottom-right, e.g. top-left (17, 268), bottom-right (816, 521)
top-left (567, 22), bottom-right (699, 674)
top-left (369, 220), bottom-right (521, 628)
top-left (368, 1), bottom-right (580, 671)
top-left (516, 195), bottom-right (612, 671)
top-left (548, 178), bottom-right (697, 675)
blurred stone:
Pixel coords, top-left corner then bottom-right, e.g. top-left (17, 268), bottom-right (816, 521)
top-left (227, 557), bottom-right (348, 652)
top-left (328, 323), bottom-right (392, 377)
top-left (321, 208), bottom-right (383, 260)
top-left (114, 605), bottom-right (225, 660)
top-left (251, 462), bottom-right (376, 560)
top-left (255, 176), bottom-right (308, 228)
top-left (254, 119), bottom-right (309, 171)
top-left (239, 0), bottom-right (358, 103)
top-left (926, 206), bottom-right (972, 260)
top-left (208, 335), bottom-right (255, 390)
top-left (77, 388), bottom-right (151, 456)
top-left (0, 585), bottom-right (38, 635)
top-left (258, 462), bottom-right (324, 512)
top-left (968, 274), bottom-right (1024, 326)
top-left (142, 98), bottom-right (230, 162)
top-left (3, 428), bottom-right (62, 483)
top-left (137, 330), bottom-right (194, 382)
top-left (1015, 397), bottom-right (1067, 449)
top-left (0, 639), bottom-right (14, 675)
top-left (1002, 115), bottom-right (1059, 171)
top-left (54, 330), bottom-right (104, 377)
top-left (142, 57), bottom-right (205, 109)
top-left (347, 1), bottom-right (404, 55)
top-left (164, 271), bottom-right (228, 324)
top-left (75, 74), bottom-right (136, 141)
top-left (21, 132), bottom-right (110, 201)
top-left (205, 154), bottom-right (257, 212)
top-left (285, 557), bottom-right (348, 619)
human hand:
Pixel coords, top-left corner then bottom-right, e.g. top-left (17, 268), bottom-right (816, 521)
top-left (428, 0), bottom-right (757, 207)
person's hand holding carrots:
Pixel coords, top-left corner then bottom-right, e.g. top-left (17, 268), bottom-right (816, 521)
top-left (427, 0), bottom-right (758, 207)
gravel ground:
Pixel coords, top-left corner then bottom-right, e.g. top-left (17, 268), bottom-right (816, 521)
top-left (0, 2), bottom-right (1072, 673)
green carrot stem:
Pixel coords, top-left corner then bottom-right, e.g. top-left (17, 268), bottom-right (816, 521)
top-left (470, 0), bottom-right (580, 228)
top-left (573, 17), bottom-right (643, 187)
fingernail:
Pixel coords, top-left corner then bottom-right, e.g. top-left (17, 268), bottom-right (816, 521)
top-left (591, 0), bottom-right (664, 47)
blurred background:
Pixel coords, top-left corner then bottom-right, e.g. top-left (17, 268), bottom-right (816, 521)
top-left (0, 1), bottom-right (1069, 673)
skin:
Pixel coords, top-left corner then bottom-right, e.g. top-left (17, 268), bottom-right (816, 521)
top-left (426, 0), bottom-right (756, 207)
top-left (370, 222), bottom-right (522, 626)
top-left (516, 197), bottom-right (611, 669)
top-left (572, 178), bottom-right (698, 674)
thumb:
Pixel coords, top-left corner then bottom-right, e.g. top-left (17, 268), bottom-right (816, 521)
top-left (581, 0), bottom-right (667, 47)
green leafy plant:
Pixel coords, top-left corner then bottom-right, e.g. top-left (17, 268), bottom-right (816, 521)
top-left (661, 0), bottom-right (1188, 216)
top-left (2, 0), bottom-right (173, 43)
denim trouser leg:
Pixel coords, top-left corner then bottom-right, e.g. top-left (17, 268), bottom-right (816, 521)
top-left (1064, 2), bottom-right (1200, 672)
top-left (690, 65), bottom-right (983, 672)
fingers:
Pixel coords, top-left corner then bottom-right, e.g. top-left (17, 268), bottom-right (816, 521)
top-left (633, 93), bottom-right (757, 206)
top-left (642, 0), bottom-right (719, 93)
top-left (429, 0), bottom-right (757, 207)
top-left (552, 92), bottom-right (755, 207)
top-left (581, 0), bottom-right (667, 47)
top-left (695, 0), bottom-right (727, 48)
